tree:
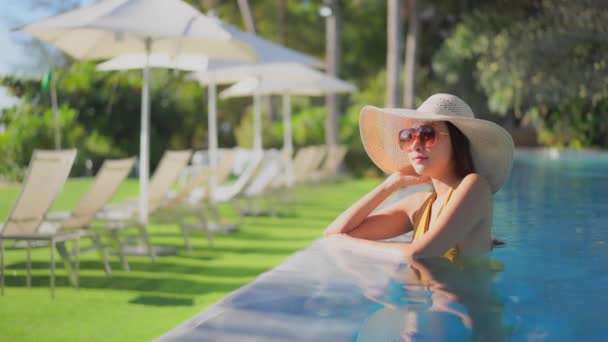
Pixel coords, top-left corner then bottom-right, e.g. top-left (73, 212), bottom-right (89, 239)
top-left (237, 0), bottom-right (257, 34)
top-left (386, 0), bottom-right (403, 107)
top-left (324, 0), bottom-right (341, 146)
top-left (433, 0), bottom-right (608, 147)
top-left (403, 0), bottom-right (418, 108)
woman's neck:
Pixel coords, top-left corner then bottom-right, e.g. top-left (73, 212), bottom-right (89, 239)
top-left (431, 171), bottom-right (462, 198)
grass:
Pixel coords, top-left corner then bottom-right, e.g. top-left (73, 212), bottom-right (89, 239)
top-left (0, 177), bottom-right (379, 341)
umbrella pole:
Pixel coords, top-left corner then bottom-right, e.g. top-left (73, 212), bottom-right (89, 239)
top-left (50, 75), bottom-right (61, 150)
top-left (282, 94), bottom-right (294, 186)
top-left (139, 38), bottom-right (152, 225)
top-left (208, 80), bottom-right (218, 198)
top-left (253, 92), bottom-right (262, 151)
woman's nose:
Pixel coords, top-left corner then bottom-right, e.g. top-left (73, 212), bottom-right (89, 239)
top-left (409, 137), bottom-right (423, 151)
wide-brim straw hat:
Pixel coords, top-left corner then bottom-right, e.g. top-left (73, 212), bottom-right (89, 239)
top-left (359, 93), bottom-right (514, 193)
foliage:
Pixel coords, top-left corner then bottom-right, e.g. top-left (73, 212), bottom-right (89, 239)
top-left (1, 63), bottom-right (210, 176)
top-left (433, 0), bottom-right (608, 147)
top-left (3, 0), bottom-right (608, 180)
top-left (0, 103), bottom-right (84, 180)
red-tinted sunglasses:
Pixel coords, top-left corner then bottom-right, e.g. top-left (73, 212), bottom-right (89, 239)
top-left (398, 125), bottom-right (449, 150)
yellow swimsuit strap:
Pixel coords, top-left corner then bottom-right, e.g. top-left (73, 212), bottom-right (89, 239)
top-left (412, 189), bottom-right (458, 260)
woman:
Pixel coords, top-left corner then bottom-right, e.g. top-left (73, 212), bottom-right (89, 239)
top-left (324, 93), bottom-right (514, 260)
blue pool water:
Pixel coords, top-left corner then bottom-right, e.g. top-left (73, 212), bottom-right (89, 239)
top-left (160, 150), bottom-right (608, 341)
top-left (490, 150), bottom-right (608, 340)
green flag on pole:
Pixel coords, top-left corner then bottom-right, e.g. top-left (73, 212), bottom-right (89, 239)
top-left (41, 68), bottom-right (52, 94)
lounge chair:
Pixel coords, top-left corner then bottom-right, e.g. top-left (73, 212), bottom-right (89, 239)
top-left (291, 147), bottom-right (317, 184)
top-left (0, 149), bottom-right (77, 297)
top-left (177, 151), bottom-right (265, 240)
top-left (311, 145), bottom-right (347, 181)
top-left (304, 145), bottom-right (328, 182)
top-left (158, 148), bottom-right (239, 251)
top-left (96, 150), bottom-right (192, 270)
top-left (46, 157), bottom-right (136, 277)
top-left (236, 149), bottom-right (286, 216)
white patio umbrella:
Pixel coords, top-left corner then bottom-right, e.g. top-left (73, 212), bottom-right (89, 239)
top-left (97, 53), bottom-right (209, 72)
top-left (191, 61), bottom-right (329, 186)
top-left (189, 23), bottom-right (324, 191)
top-left (218, 65), bottom-right (356, 186)
top-left (17, 0), bottom-right (256, 224)
top-left (96, 23), bottom-right (323, 193)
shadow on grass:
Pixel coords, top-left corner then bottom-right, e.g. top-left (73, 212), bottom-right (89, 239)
top-left (148, 231), bottom-right (318, 242)
top-left (226, 231), bottom-right (319, 242)
top-left (6, 260), bottom-right (273, 278)
top-left (127, 240), bottom-right (304, 255)
top-left (205, 245), bottom-right (304, 255)
top-left (2, 273), bottom-right (246, 295)
top-left (129, 295), bottom-right (194, 307)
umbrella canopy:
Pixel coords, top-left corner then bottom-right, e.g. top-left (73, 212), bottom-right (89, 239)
top-left (97, 53), bottom-right (209, 71)
top-left (219, 73), bottom-right (356, 98)
top-left (95, 21), bottom-right (323, 193)
top-left (18, 0), bottom-right (254, 61)
top-left (191, 63), bottom-right (334, 159)
top-left (17, 0), bottom-right (256, 225)
top-left (216, 64), bottom-right (356, 186)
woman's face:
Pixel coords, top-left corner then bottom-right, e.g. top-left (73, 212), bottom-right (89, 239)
top-left (403, 121), bottom-right (453, 177)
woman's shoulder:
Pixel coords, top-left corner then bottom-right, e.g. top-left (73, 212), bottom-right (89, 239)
top-left (459, 173), bottom-right (491, 193)
top-left (398, 173), bottom-right (492, 211)
top-left (397, 191), bottom-right (434, 220)
top-left (458, 173), bottom-right (493, 204)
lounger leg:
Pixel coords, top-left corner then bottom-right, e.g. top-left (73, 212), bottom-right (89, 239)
top-left (50, 239), bottom-right (56, 299)
top-left (26, 241), bottom-right (31, 288)
top-left (110, 230), bottom-right (129, 272)
top-left (204, 200), bottom-right (239, 234)
top-left (176, 210), bottom-right (194, 252)
top-left (55, 241), bottom-right (77, 287)
top-left (204, 226), bottom-right (215, 248)
top-left (1, 239), bottom-right (4, 296)
top-left (181, 227), bottom-right (192, 252)
top-left (92, 233), bottom-right (111, 276)
top-left (74, 238), bottom-right (80, 289)
top-left (138, 225), bottom-right (156, 262)
top-left (195, 210), bottom-right (214, 248)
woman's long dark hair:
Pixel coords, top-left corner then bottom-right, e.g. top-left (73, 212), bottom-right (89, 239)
top-left (445, 121), bottom-right (505, 248)
top-left (445, 122), bottom-right (475, 178)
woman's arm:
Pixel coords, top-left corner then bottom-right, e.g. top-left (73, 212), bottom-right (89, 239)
top-left (323, 168), bottom-right (429, 238)
top-left (334, 174), bottom-right (492, 258)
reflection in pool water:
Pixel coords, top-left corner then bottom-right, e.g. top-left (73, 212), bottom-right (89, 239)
top-left (327, 238), bottom-right (509, 341)
top-left (160, 152), bottom-right (608, 341)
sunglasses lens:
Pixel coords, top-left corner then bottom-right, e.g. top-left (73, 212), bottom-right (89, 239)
top-left (418, 126), bottom-right (436, 147)
top-left (398, 125), bottom-right (437, 150)
top-left (398, 129), bottom-right (414, 148)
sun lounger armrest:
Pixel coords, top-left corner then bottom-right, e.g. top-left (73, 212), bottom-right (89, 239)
top-left (46, 211), bottom-right (72, 222)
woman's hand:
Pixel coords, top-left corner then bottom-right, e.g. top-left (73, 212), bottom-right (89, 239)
top-left (384, 165), bottom-right (430, 191)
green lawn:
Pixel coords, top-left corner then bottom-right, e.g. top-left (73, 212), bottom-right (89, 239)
top-left (0, 177), bottom-right (378, 341)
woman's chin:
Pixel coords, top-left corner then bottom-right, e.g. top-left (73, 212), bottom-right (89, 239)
top-left (411, 164), bottom-right (428, 175)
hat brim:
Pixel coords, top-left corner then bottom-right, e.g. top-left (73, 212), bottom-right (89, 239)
top-left (359, 106), bottom-right (514, 193)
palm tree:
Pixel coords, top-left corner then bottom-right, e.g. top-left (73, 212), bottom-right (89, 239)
top-left (237, 0), bottom-right (257, 34)
top-left (324, 0), bottom-right (340, 146)
top-left (403, 0), bottom-right (418, 108)
top-left (386, 0), bottom-right (404, 107)
top-left (278, 0), bottom-right (288, 45)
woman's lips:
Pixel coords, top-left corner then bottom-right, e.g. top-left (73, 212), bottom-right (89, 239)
top-left (411, 155), bottom-right (428, 163)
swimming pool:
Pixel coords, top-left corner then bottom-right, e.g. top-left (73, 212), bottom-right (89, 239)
top-left (159, 149), bottom-right (608, 341)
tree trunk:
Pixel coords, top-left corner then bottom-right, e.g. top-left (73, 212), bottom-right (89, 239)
top-left (278, 0), bottom-right (288, 45)
top-left (386, 0), bottom-right (403, 107)
top-left (403, 0), bottom-right (418, 108)
top-left (325, 0), bottom-right (341, 146)
top-left (237, 0), bottom-right (257, 33)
